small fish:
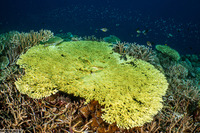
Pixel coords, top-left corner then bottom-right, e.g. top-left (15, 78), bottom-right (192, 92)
top-left (142, 30), bottom-right (149, 35)
top-left (167, 33), bottom-right (173, 38)
top-left (136, 29), bottom-right (149, 37)
top-left (136, 34), bottom-right (140, 37)
top-left (136, 28), bottom-right (141, 34)
top-left (146, 41), bottom-right (152, 47)
top-left (177, 29), bottom-right (181, 32)
top-left (100, 28), bottom-right (108, 32)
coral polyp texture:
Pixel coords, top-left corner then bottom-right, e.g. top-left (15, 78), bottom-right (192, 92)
top-left (15, 41), bottom-right (168, 129)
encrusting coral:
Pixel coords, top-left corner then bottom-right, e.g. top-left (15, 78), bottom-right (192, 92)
top-left (15, 41), bottom-right (168, 129)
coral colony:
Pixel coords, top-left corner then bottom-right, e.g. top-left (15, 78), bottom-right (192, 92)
top-left (0, 30), bottom-right (200, 132)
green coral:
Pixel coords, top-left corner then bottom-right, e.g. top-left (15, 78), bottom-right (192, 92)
top-left (103, 35), bottom-right (121, 44)
top-left (0, 43), bottom-right (4, 55)
top-left (15, 41), bottom-right (168, 129)
top-left (0, 56), bottom-right (9, 69)
top-left (156, 45), bottom-right (181, 61)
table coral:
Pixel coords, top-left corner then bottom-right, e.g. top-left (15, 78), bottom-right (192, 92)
top-left (15, 41), bottom-right (168, 129)
top-left (156, 45), bottom-right (181, 61)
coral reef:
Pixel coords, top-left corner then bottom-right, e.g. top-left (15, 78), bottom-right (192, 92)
top-left (113, 41), bottom-right (164, 73)
top-left (40, 36), bottom-right (63, 46)
top-left (0, 66), bottom-right (18, 82)
top-left (15, 41), bottom-right (168, 129)
top-left (0, 29), bottom-right (54, 65)
top-left (112, 41), bottom-right (127, 56)
top-left (0, 31), bottom-right (200, 132)
top-left (156, 45), bottom-right (181, 61)
top-left (0, 44), bottom-right (4, 55)
top-left (125, 42), bottom-right (158, 64)
top-left (0, 56), bottom-right (9, 69)
top-left (0, 30), bottom-right (54, 83)
top-left (103, 35), bottom-right (121, 43)
top-left (0, 78), bottom-right (90, 132)
top-left (1, 69), bottom-right (199, 132)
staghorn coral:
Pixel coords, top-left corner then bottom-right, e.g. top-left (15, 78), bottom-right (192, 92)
top-left (112, 41), bottom-right (127, 56)
top-left (0, 75), bottom-right (90, 132)
top-left (15, 41), bottom-right (168, 129)
top-left (0, 30), bottom-right (54, 83)
top-left (0, 34), bottom-right (6, 55)
top-left (122, 42), bottom-right (158, 65)
top-left (165, 63), bottom-right (188, 79)
top-left (154, 50), bottom-right (200, 132)
top-left (1, 71), bottom-right (198, 132)
top-left (0, 29), bottom-right (54, 65)
top-left (0, 56), bottom-right (9, 69)
top-left (0, 66), bottom-right (18, 83)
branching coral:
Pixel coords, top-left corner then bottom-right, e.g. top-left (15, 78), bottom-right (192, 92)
top-left (112, 41), bottom-right (127, 56)
top-left (115, 41), bottom-right (158, 65)
top-left (0, 56), bottom-right (9, 69)
top-left (0, 29), bottom-right (54, 65)
top-left (0, 30), bottom-right (54, 83)
top-left (0, 77), bottom-right (90, 132)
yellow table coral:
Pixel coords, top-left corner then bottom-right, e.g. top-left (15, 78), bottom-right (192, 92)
top-left (15, 41), bottom-right (168, 129)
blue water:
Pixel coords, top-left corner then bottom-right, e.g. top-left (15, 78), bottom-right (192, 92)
top-left (0, 0), bottom-right (200, 54)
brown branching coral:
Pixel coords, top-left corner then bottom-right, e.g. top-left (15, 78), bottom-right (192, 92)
top-left (0, 29), bottom-right (54, 83)
top-left (0, 71), bottom-right (92, 132)
top-left (113, 41), bottom-right (158, 65)
top-left (167, 63), bottom-right (189, 79)
top-left (160, 96), bottom-right (198, 132)
top-left (0, 29), bottom-right (54, 65)
top-left (125, 42), bottom-right (157, 63)
top-left (112, 41), bottom-right (127, 56)
top-left (7, 29), bottom-right (54, 64)
top-left (155, 54), bottom-right (200, 132)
